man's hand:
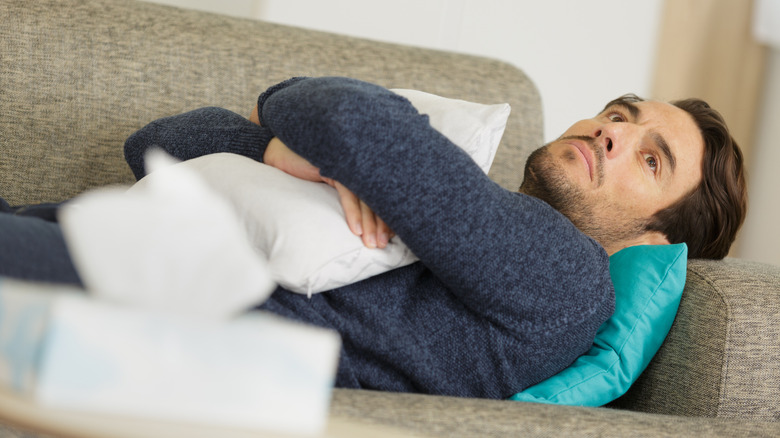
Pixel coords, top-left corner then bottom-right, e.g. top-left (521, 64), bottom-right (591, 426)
top-left (263, 137), bottom-right (323, 182)
top-left (327, 179), bottom-right (394, 249)
top-left (249, 104), bottom-right (261, 125)
top-left (252, 105), bottom-right (393, 248)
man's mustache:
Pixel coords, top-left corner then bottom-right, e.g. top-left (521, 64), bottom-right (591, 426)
top-left (556, 135), bottom-right (605, 185)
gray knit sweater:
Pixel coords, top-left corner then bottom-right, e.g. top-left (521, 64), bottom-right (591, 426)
top-left (124, 76), bottom-right (614, 399)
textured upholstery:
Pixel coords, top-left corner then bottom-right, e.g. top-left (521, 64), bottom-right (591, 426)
top-left (329, 389), bottom-right (780, 437)
top-left (1, 0), bottom-right (779, 436)
top-left (611, 258), bottom-right (780, 420)
top-left (0, 0), bottom-right (541, 205)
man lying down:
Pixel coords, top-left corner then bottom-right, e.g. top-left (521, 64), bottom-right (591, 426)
top-left (0, 76), bottom-right (746, 399)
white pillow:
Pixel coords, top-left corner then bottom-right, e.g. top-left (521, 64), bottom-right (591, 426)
top-left (132, 91), bottom-right (510, 295)
top-left (391, 88), bottom-right (510, 174)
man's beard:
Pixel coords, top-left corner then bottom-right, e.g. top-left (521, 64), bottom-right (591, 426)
top-left (519, 137), bottom-right (648, 250)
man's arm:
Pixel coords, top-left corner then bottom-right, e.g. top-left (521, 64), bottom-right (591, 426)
top-left (251, 107), bottom-right (395, 249)
top-left (124, 107), bottom-right (275, 181)
top-left (125, 102), bottom-right (393, 248)
top-left (257, 76), bottom-right (614, 335)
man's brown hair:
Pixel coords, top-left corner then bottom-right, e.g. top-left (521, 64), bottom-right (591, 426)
top-left (643, 97), bottom-right (747, 259)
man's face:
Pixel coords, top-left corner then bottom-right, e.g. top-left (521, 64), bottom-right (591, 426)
top-left (520, 97), bottom-right (705, 254)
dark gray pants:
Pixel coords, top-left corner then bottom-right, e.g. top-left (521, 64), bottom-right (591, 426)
top-left (0, 198), bottom-right (82, 285)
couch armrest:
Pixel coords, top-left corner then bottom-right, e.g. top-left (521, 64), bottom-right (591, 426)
top-left (610, 258), bottom-right (780, 420)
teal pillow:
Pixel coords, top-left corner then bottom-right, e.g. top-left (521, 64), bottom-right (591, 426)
top-left (509, 243), bottom-right (687, 406)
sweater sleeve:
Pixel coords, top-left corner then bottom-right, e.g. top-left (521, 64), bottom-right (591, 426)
top-left (124, 107), bottom-right (275, 180)
top-left (258, 77), bottom-right (614, 337)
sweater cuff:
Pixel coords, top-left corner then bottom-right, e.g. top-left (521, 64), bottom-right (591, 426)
top-left (232, 124), bottom-right (276, 163)
top-left (256, 77), bottom-right (311, 126)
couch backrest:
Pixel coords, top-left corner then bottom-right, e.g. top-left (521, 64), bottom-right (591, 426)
top-left (0, 0), bottom-right (543, 205)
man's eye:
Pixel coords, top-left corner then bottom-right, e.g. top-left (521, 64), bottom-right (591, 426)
top-left (607, 112), bottom-right (625, 122)
top-left (644, 153), bottom-right (658, 173)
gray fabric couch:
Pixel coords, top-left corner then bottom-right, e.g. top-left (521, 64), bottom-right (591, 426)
top-left (1, 0), bottom-right (778, 436)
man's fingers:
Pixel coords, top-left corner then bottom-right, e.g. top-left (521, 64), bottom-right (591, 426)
top-left (334, 182), bottom-right (363, 237)
top-left (360, 201), bottom-right (378, 248)
top-left (333, 181), bottom-right (395, 249)
top-left (375, 216), bottom-right (392, 249)
top-left (261, 136), bottom-right (395, 249)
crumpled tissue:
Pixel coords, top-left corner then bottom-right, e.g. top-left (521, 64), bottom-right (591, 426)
top-left (18, 150), bottom-right (342, 435)
top-left (58, 149), bottom-right (276, 319)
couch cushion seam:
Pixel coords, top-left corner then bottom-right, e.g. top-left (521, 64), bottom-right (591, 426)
top-left (687, 262), bottom-right (731, 418)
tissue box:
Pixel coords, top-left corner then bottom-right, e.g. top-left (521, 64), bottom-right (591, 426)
top-left (0, 277), bottom-right (341, 436)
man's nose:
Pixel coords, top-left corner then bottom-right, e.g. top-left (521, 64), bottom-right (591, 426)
top-left (592, 123), bottom-right (633, 158)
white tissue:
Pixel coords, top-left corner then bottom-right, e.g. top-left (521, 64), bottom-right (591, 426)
top-left (58, 150), bottom-right (275, 319)
top-left (0, 278), bottom-right (341, 436)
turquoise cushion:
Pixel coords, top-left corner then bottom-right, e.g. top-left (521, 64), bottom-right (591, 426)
top-left (509, 243), bottom-right (687, 406)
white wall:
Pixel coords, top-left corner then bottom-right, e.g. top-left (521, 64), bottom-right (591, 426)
top-left (255, 0), bottom-right (664, 143)
top-left (142, 0), bottom-right (663, 142)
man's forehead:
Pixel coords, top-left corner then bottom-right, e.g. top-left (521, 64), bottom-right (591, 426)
top-left (601, 94), bottom-right (644, 114)
top-left (602, 95), bottom-right (705, 188)
top-left (601, 96), bottom-right (699, 136)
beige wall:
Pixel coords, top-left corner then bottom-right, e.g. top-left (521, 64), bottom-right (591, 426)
top-left (651, 0), bottom-right (766, 167)
top-left (651, 0), bottom-right (780, 266)
top-left (737, 50), bottom-right (780, 266)
top-left (737, 0), bottom-right (780, 266)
